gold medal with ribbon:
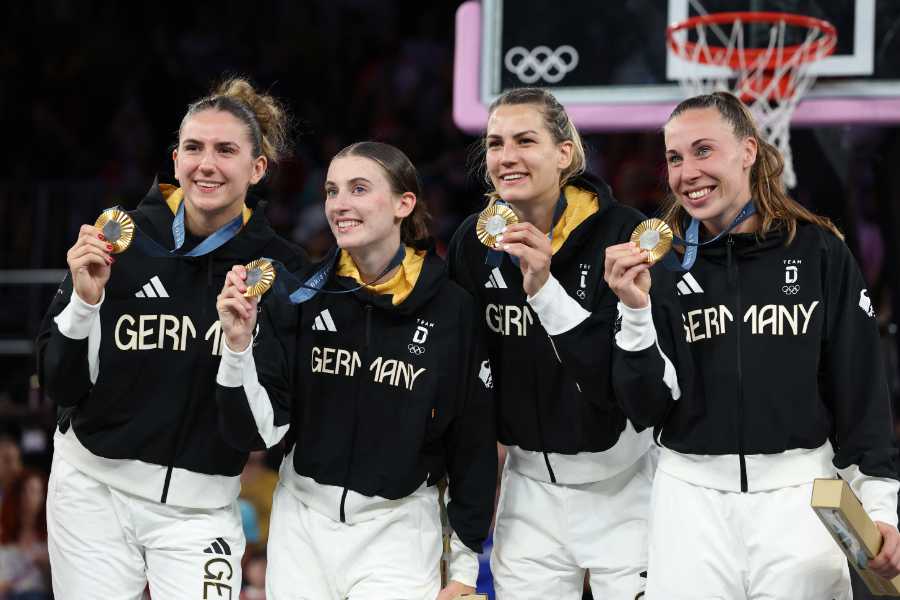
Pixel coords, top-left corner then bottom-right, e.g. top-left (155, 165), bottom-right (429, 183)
top-left (94, 209), bottom-right (135, 254)
top-left (476, 203), bottom-right (519, 248)
top-left (630, 218), bottom-right (673, 265)
top-left (243, 259), bottom-right (276, 298)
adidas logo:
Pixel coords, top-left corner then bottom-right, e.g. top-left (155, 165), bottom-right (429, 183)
top-left (202, 537), bottom-right (232, 556)
top-left (312, 309), bottom-right (337, 332)
top-left (484, 268), bottom-right (508, 289)
top-left (135, 276), bottom-right (169, 298)
top-left (676, 272), bottom-right (704, 295)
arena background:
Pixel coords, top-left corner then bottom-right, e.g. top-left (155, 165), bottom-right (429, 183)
top-left (0, 1), bottom-right (898, 598)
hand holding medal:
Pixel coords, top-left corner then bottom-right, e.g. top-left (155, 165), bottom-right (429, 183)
top-left (217, 261), bottom-right (275, 353)
top-left (65, 210), bottom-right (136, 305)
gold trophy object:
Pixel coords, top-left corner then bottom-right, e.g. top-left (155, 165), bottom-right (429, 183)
top-left (476, 203), bottom-right (519, 248)
top-left (630, 219), bottom-right (673, 265)
top-left (811, 478), bottom-right (900, 596)
top-left (94, 209), bottom-right (135, 254)
top-left (242, 259), bottom-right (276, 298)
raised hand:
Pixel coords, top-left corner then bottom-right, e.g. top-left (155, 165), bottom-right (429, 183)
top-left (603, 242), bottom-right (652, 309)
top-left (216, 265), bottom-right (259, 352)
top-left (495, 222), bottom-right (553, 297)
top-left (66, 225), bottom-right (114, 305)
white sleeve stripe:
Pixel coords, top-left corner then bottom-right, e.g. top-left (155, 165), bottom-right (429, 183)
top-left (217, 344), bottom-right (288, 448)
top-left (447, 531), bottom-right (479, 588)
top-left (526, 274), bottom-right (590, 336)
top-left (656, 340), bottom-right (680, 401)
top-left (615, 301), bottom-right (680, 401)
top-left (837, 463), bottom-right (900, 528)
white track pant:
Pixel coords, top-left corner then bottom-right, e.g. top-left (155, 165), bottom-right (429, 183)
top-left (491, 451), bottom-right (653, 600)
top-left (47, 452), bottom-right (244, 600)
top-left (646, 469), bottom-right (851, 599)
top-left (266, 482), bottom-right (442, 600)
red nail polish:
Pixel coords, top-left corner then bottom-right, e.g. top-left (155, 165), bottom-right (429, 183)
top-left (98, 234), bottom-right (106, 241)
top-left (106, 244), bottom-right (114, 251)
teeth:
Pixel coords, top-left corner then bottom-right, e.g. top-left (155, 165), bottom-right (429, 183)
top-left (687, 187), bottom-right (712, 199)
top-left (197, 181), bottom-right (222, 189)
top-left (337, 220), bottom-right (361, 229)
top-left (502, 174), bottom-right (525, 181)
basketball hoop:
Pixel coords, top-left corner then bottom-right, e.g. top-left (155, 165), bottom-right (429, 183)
top-left (666, 11), bottom-right (837, 188)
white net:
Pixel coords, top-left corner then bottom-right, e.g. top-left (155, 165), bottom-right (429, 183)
top-left (668, 7), bottom-right (837, 188)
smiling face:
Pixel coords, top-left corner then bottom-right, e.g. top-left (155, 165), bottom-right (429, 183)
top-left (664, 107), bottom-right (758, 234)
top-left (173, 109), bottom-right (266, 223)
top-left (485, 104), bottom-right (573, 208)
top-left (324, 155), bottom-right (414, 253)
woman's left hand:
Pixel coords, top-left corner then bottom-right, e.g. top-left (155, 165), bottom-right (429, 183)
top-left (869, 522), bottom-right (900, 579)
top-left (435, 580), bottom-right (476, 600)
top-left (495, 222), bottom-right (552, 297)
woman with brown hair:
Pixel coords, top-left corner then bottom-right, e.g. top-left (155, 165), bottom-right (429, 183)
top-left (604, 90), bottom-right (900, 598)
top-left (215, 141), bottom-right (497, 599)
top-left (0, 469), bottom-right (50, 599)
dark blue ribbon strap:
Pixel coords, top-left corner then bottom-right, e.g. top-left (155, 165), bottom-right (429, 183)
top-left (662, 200), bottom-right (756, 272)
top-left (128, 200), bottom-right (244, 258)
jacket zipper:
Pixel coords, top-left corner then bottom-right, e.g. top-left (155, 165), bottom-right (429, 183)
top-left (728, 237), bottom-right (748, 492)
top-left (340, 304), bottom-right (372, 522)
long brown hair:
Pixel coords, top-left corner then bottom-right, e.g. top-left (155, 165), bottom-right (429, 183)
top-left (662, 91), bottom-right (842, 242)
top-left (0, 469), bottom-right (47, 544)
top-left (332, 141), bottom-right (431, 247)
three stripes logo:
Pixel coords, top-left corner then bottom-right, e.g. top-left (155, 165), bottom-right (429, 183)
top-left (203, 537), bottom-right (231, 556)
top-left (312, 308), bottom-right (337, 332)
top-left (675, 272), bottom-right (704, 296)
top-left (484, 268), bottom-right (508, 289)
top-left (135, 275), bottom-right (169, 298)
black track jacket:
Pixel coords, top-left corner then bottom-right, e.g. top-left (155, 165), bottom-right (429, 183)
top-left (215, 246), bottom-right (497, 554)
top-left (36, 179), bottom-right (304, 508)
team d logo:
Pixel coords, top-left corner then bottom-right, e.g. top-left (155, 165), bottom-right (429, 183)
top-left (783, 259), bottom-right (801, 295)
top-left (408, 318), bottom-right (434, 355)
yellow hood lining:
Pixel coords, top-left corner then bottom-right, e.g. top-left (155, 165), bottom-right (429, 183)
top-left (549, 185), bottom-right (600, 254)
top-left (336, 245), bottom-right (426, 305)
top-left (159, 184), bottom-right (252, 226)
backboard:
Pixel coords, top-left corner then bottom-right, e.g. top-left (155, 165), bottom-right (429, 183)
top-left (453, 0), bottom-right (900, 132)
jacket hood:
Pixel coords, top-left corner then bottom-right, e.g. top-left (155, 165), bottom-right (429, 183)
top-left (132, 176), bottom-right (280, 264)
top-left (300, 244), bottom-right (448, 316)
top-left (550, 172), bottom-right (620, 265)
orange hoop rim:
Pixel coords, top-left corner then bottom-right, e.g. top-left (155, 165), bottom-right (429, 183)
top-left (666, 11), bottom-right (837, 71)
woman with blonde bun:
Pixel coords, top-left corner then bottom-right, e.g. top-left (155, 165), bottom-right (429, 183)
top-left (36, 77), bottom-right (305, 599)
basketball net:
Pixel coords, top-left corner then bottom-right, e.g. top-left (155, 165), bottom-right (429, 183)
top-left (667, 5), bottom-right (837, 188)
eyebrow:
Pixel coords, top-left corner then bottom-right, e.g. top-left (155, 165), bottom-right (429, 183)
top-left (666, 138), bottom-right (716, 154)
top-left (324, 177), bottom-right (373, 187)
top-left (487, 130), bottom-right (540, 139)
top-left (181, 138), bottom-right (240, 148)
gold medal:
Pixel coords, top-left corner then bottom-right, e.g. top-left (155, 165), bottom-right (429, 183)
top-left (243, 259), bottom-right (276, 298)
top-left (630, 218), bottom-right (673, 265)
top-left (94, 209), bottom-right (135, 254)
top-left (476, 203), bottom-right (519, 247)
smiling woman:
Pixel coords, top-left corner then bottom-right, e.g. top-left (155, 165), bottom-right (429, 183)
top-left (447, 88), bottom-right (654, 600)
top-left (604, 91), bottom-right (900, 598)
top-left (35, 76), bottom-right (305, 599)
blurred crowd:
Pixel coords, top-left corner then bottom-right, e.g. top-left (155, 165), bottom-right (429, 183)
top-left (1, 1), bottom-right (899, 598)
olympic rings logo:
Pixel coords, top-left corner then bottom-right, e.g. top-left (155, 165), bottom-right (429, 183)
top-left (576, 289), bottom-right (586, 300)
top-left (782, 285), bottom-right (800, 295)
top-left (505, 45), bottom-right (579, 84)
top-left (407, 344), bottom-right (426, 355)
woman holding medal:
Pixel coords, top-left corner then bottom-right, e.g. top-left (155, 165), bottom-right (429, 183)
top-left (446, 87), bottom-right (654, 599)
top-left (604, 90), bottom-right (900, 598)
top-left (214, 141), bottom-right (497, 600)
top-left (35, 78), bottom-right (304, 598)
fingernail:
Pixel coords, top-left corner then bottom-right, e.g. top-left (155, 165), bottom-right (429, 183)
top-left (106, 244), bottom-right (114, 251)
top-left (495, 234), bottom-right (504, 242)
top-left (500, 226), bottom-right (507, 233)
top-left (98, 234), bottom-right (106, 241)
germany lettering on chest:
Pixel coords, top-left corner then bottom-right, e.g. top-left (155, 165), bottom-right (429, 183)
top-left (683, 301), bottom-right (819, 343)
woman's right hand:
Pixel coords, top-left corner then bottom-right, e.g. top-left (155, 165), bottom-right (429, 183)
top-left (603, 242), bottom-right (652, 309)
top-left (216, 265), bottom-right (259, 352)
top-left (66, 225), bottom-right (114, 305)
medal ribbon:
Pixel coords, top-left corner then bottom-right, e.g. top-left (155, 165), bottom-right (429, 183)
top-left (661, 200), bottom-right (756, 272)
top-left (485, 192), bottom-right (568, 267)
top-left (263, 244), bottom-right (407, 304)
